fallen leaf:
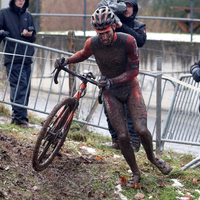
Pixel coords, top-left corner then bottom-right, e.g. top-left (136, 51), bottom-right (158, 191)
top-left (95, 155), bottom-right (102, 161)
top-left (193, 178), bottom-right (198, 185)
top-left (135, 192), bottom-right (145, 200)
top-left (83, 159), bottom-right (91, 164)
top-left (158, 182), bottom-right (165, 188)
top-left (132, 183), bottom-right (141, 189)
top-left (120, 176), bottom-right (127, 183)
top-left (182, 194), bottom-right (192, 200)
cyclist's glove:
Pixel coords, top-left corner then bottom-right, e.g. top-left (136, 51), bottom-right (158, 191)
top-left (97, 78), bottom-right (114, 89)
top-left (54, 57), bottom-right (69, 69)
top-left (0, 30), bottom-right (9, 38)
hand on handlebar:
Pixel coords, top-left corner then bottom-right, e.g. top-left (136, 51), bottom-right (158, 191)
top-left (97, 78), bottom-right (113, 89)
top-left (54, 57), bottom-right (69, 69)
top-left (53, 57), bottom-right (69, 84)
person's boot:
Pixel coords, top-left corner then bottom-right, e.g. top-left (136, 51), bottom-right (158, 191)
top-left (111, 139), bottom-right (120, 150)
top-left (153, 155), bottom-right (172, 175)
top-left (130, 140), bottom-right (140, 152)
top-left (11, 119), bottom-right (29, 128)
top-left (126, 172), bottom-right (141, 189)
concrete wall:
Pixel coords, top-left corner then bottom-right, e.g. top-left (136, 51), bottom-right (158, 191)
top-left (0, 34), bottom-right (198, 98)
top-left (1, 0), bottom-right (9, 9)
top-left (36, 34), bottom-right (200, 80)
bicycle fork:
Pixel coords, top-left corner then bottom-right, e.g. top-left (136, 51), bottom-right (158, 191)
top-left (55, 82), bottom-right (87, 133)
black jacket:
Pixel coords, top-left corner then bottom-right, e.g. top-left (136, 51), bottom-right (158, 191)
top-left (116, 0), bottom-right (146, 47)
top-left (97, 0), bottom-right (146, 48)
top-left (0, 0), bottom-right (36, 65)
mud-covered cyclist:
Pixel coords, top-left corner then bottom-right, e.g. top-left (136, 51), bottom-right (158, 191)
top-left (54, 6), bottom-right (172, 187)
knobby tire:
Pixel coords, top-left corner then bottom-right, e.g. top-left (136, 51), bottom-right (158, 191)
top-left (32, 97), bottom-right (77, 171)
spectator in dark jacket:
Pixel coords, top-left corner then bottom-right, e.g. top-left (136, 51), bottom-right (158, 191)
top-left (190, 61), bottom-right (200, 83)
top-left (97, 0), bottom-right (146, 152)
top-left (0, 0), bottom-right (36, 128)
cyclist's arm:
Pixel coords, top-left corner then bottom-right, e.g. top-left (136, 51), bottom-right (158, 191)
top-left (112, 35), bottom-right (139, 85)
top-left (68, 38), bottom-right (93, 64)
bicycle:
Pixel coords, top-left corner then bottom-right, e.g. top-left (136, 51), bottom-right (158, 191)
top-left (32, 58), bottom-right (103, 171)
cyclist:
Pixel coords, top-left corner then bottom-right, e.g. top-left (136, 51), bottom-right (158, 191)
top-left (97, 0), bottom-right (146, 152)
top-left (54, 6), bottom-right (172, 187)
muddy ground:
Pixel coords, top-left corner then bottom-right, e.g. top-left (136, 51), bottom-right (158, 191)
top-left (0, 115), bottom-right (125, 200)
top-left (1, 116), bottom-right (200, 200)
top-left (0, 133), bottom-right (124, 200)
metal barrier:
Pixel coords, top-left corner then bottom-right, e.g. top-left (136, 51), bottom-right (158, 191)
top-left (162, 75), bottom-right (200, 146)
top-left (0, 37), bottom-right (176, 139)
top-left (161, 74), bottom-right (200, 170)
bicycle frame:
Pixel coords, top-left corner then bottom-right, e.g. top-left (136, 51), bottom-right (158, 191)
top-left (53, 68), bottom-right (93, 132)
top-left (63, 82), bottom-right (87, 130)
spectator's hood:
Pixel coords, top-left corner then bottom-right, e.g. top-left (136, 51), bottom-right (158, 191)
top-left (9, 0), bottom-right (29, 13)
top-left (120, 0), bottom-right (138, 19)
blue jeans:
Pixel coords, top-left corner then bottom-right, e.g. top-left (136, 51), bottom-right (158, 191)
top-left (103, 102), bottom-right (140, 145)
top-left (6, 63), bottom-right (31, 123)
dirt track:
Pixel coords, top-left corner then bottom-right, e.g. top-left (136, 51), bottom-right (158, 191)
top-left (0, 131), bottom-right (122, 200)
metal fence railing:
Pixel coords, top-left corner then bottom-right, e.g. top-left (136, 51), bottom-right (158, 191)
top-left (0, 37), bottom-right (176, 142)
top-left (162, 75), bottom-right (200, 147)
top-left (31, 0), bottom-right (199, 41)
top-left (161, 74), bottom-right (200, 170)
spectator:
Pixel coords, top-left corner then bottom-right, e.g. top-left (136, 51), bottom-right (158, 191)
top-left (97, 0), bottom-right (146, 152)
top-left (190, 61), bottom-right (200, 83)
top-left (0, 0), bottom-right (36, 128)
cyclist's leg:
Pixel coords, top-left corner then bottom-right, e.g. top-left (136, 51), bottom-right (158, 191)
top-left (127, 78), bottom-right (171, 175)
top-left (103, 90), bottom-right (140, 177)
top-left (103, 101), bottom-right (118, 141)
top-left (124, 104), bottom-right (141, 152)
top-left (127, 79), bottom-right (155, 160)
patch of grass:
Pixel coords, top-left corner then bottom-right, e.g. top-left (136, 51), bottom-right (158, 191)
top-left (28, 111), bottom-right (45, 124)
top-left (0, 104), bottom-right (45, 125)
top-left (68, 122), bottom-right (111, 144)
top-left (0, 122), bottom-right (37, 142)
top-left (0, 103), bottom-right (11, 117)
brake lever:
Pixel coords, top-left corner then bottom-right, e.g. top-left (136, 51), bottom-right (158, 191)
top-left (53, 57), bottom-right (66, 84)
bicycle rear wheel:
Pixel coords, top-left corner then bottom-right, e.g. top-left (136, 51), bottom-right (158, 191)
top-left (32, 97), bottom-right (77, 171)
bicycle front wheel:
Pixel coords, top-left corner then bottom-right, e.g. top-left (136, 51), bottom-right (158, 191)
top-left (32, 97), bottom-right (77, 171)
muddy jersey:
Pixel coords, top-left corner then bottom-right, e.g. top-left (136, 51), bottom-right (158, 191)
top-left (91, 32), bottom-right (138, 79)
top-left (68, 32), bottom-right (139, 85)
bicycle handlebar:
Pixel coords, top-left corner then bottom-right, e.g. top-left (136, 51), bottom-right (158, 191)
top-left (53, 57), bottom-right (106, 104)
top-left (53, 58), bottom-right (97, 86)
